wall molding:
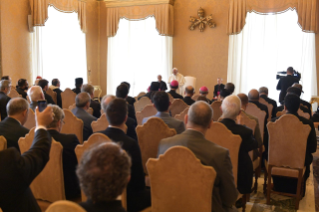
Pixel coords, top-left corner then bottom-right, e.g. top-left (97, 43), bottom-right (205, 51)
top-left (101, 0), bottom-right (174, 8)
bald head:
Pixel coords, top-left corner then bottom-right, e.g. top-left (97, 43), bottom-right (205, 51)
top-left (292, 83), bottom-right (302, 91)
top-left (184, 86), bottom-right (194, 97)
top-left (221, 95), bottom-right (241, 119)
top-left (27, 86), bottom-right (44, 102)
top-left (101, 95), bottom-right (116, 113)
top-left (187, 101), bottom-right (213, 129)
top-left (237, 93), bottom-right (248, 109)
top-left (248, 89), bottom-right (259, 101)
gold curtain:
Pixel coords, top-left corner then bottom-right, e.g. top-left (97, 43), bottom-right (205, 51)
top-left (106, 4), bottom-right (174, 37)
top-left (30, 0), bottom-right (87, 33)
top-left (228, 0), bottom-right (319, 34)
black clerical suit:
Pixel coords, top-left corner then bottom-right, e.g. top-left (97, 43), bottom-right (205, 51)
top-left (80, 200), bottom-right (126, 212)
top-left (276, 75), bottom-right (299, 103)
top-left (48, 130), bottom-right (81, 199)
top-left (159, 81), bottom-right (167, 91)
top-left (213, 84), bottom-right (225, 97)
top-left (53, 88), bottom-right (63, 108)
top-left (0, 129), bottom-right (51, 212)
top-left (126, 117), bottom-right (138, 141)
top-left (168, 90), bottom-right (183, 99)
top-left (90, 100), bottom-right (101, 119)
top-left (126, 96), bottom-right (136, 106)
top-left (183, 96), bottom-right (195, 105)
top-left (0, 92), bottom-right (10, 120)
top-left (260, 95), bottom-right (277, 118)
top-left (99, 127), bottom-right (150, 212)
top-left (220, 118), bottom-right (258, 194)
top-left (72, 87), bottom-right (81, 95)
top-left (0, 117), bottom-right (29, 152)
top-left (16, 87), bottom-right (27, 99)
top-left (128, 103), bottom-right (137, 123)
top-left (44, 92), bottom-right (55, 105)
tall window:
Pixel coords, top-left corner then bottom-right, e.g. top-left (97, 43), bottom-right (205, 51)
top-left (107, 17), bottom-right (173, 96)
top-left (227, 10), bottom-right (316, 103)
top-left (32, 6), bottom-right (87, 91)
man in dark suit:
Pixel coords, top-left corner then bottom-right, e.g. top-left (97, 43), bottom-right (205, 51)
top-left (72, 92), bottom-right (97, 141)
top-left (142, 91), bottom-right (185, 134)
top-left (259, 87), bottom-right (277, 118)
top-left (72, 78), bottom-right (83, 94)
top-left (81, 84), bottom-right (101, 118)
top-left (268, 94), bottom-right (317, 195)
top-left (158, 101), bottom-right (238, 212)
top-left (0, 80), bottom-right (11, 120)
top-left (292, 83), bottom-right (312, 118)
top-left (27, 86), bottom-right (45, 112)
top-left (183, 86), bottom-right (195, 105)
top-left (16, 78), bottom-right (29, 99)
top-left (50, 79), bottom-right (63, 108)
top-left (77, 142), bottom-right (130, 212)
top-left (99, 98), bottom-right (150, 212)
top-left (276, 67), bottom-right (300, 103)
top-left (167, 80), bottom-right (183, 99)
top-left (38, 79), bottom-right (55, 105)
top-left (48, 105), bottom-right (81, 200)
top-left (121, 82), bottom-right (136, 106)
top-left (116, 84), bottom-right (137, 122)
top-left (157, 75), bottom-right (167, 91)
top-left (219, 95), bottom-right (258, 195)
top-left (0, 98), bottom-right (30, 152)
top-left (213, 77), bottom-right (225, 98)
top-left (0, 105), bottom-right (54, 212)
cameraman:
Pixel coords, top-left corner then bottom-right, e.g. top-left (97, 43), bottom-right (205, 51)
top-left (276, 67), bottom-right (300, 103)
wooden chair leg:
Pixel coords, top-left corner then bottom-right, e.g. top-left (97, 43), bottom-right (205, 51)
top-left (295, 171), bottom-right (303, 210)
top-left (266, 166), bottom-right (272, 205)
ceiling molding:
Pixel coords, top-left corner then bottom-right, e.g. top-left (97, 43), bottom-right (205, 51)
top-left (100, 0), bottom-right (175, 8)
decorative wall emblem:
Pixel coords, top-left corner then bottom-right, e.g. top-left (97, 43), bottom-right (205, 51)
top-left (189, 8), bottom-right (216, 32)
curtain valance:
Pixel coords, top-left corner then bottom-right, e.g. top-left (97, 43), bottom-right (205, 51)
top-left (106, 4), bottom-right (174, 37)
top-left (228, 0), bottom-right (318, 34)
top-left (30, 0), bottom-right (87, 33)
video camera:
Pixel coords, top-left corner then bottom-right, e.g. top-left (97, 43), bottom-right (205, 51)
top-left (276, 69), bottom-right (301, 80)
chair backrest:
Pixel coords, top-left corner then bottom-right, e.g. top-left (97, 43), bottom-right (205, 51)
top-left (45, 200), bottom-right (86, 212)
top-left (276, 111), bottom-right (284, 117)
top-left (210, 101), bottom-right (222, 121)
top-left (93, 85), bottom-right (102, 101)
top-left (61, 109), bottom-right (84, 144)
top-left (237, 112), bottom-right (257, 135)
top-left (259, 98), bottom-right (273, 122)
top-left (147, 146), bottom-right (215, 212)
top-left (245, 103), bottom-right (266, 141)
top-left (75, 133), bottom-right (111, 202)
top-left (134, 97), bottom-right (152, 112)
top-left (184, 76), bottom-right (197, 90)
top-left (169, 99), bottom-right (189, 117)
top-left (298, 109), bottom-right (310, 119)
top-left (135, 92), bottom-right (146, 100)
top-left (46, 88), bottom-right (57, 104)
top-left (0, 136), bottom-right (7, 151)
top-left (23, 108), bottom-right (36, 130)
top-left (205, 122), bottom-right (242, 186)
top-left (267, 114), bottom-right (311, 169)
top-left (136, 104), bottom-right (157, 125)
top-left (136, 118), bottom-right (177, 174)
top-left (174, 107), bottom-right (189, 121)
top-left (8, 88), bottom-right (21, 98)
top-left (167, 93), bottom-right (174, 103)
top-left (91, 113), bottom-right (109, 132)
top-left (191, 94), bottom-right (200, 101)
top-left (61, 88), bottom-right (76, 109)
top-left (19, 128), bottom-right (65, 202)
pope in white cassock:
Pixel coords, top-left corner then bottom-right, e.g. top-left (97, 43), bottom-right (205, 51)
top-left (168, 68), bottom-right (186, 95)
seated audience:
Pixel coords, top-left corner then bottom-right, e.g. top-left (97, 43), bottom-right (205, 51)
top-left (0, 80), bottom-right (11, 120)
top-left (38, 79), bottom-right (55, 104)
top-left (72, 92), bottom-right (97, 141)
top-left (259, 87), bottom-right (277, 118)
top-left (168, 80), bottom-right (183, 99)
top-left (219, 89), bottom-right (231, 101)
top-left (50, 78), bottom-right (63, 108)
top-left (99, 98), bottom-right (150, 212)
top-left (27, 86), bottom-right (45, 112)
top-left (291, 84), bottom-right (312, 118)
top-left (16, 79), bottom-right (29, 99)
top-left (213, 77), bottom-right (225, 98)
top-left (183, 86), bottom-right (195, 105)
top-left (142, 91), bottom-right (185, 134)
top-left (82, 84), bottom-right (101, 118)
top-left (116, 84), bottom-right (137, 122)
top-left (158, 75), bottom-right (167, 91)
top-left (199, 86), bottom-right (211, 104)
top-left (121, 82), bottom-right (136, 106)
top-left (0, 98), bottom-right (30, 152)
top-left (197, 96), bottom-right (210, 103)
top-left (219, 95), bottom-right (258, 195)
top-left (47, 105), bottom-right (81, 200)
top-left (77, 142), bottom-right (131, 212)
top-left (225, 82), bottom-right (235, 94)
top-left (72, 78), bottom-right (83, 94)
top-left (158, 101), bottom-right (238, 212)
top-left (0, 106), bottom-right (53, 212)
top-left (139, 82), bottom-right (159, 100)
top-left (268, 94), bottom-right (316, 195)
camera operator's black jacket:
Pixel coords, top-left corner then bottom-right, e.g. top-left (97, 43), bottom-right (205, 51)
top-left (276, 75), bottom-right (299, 102)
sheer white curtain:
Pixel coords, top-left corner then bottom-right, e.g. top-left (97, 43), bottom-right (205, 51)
top-left (31, 6), bottom-right (87, 91)
top-left (107, 17), bottom-right (173, 96)
top-left (227, 10), bottom-right (317, 103)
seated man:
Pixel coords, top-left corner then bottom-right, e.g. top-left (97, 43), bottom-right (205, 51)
top-left (183, 86), bottom-right (195, 105)
top-left (168, 80), bottom-right (183, 99)
top-left (219, 95), bottom-right (258, 195)
top-left (77, 142), bottom-right (130, 212)
top-left (0, 98), bottom-right (30, 152)
top-left (139, 82), bottom-right (159, 100)
top-left (219, 89), bottom-right (231, 101)
top-left (72, 78), bottom-right (83, 94)
top-left (81, 84), bottom-right (101, 118)
top-left (158, 75), bottom-right (167, 91)
top-left (290, 84), bottom-right (312, 118)
top-left (259, 87), bottom-right (277, 118)
top-left (121, 82), bottom-right (135, 106)
top-left (0, 80), bottom-right (11, 120)
top-left (199, 86), bottom-right (211, 104)
top-left (142, 91), bottom-right (185, 134)
top-left (225, 82), bottom-right (235, 94)
top-left (268, 94), bottom-right (316, 195)
top-left (99, 98), bottom-right (150, 212)
top-left (50, 79), bottom-right (63, 108)
top-left (158, 101), bottom-right (238, 212)
top-left (116, 84), bottom-right (137, 122)
top-left (27, 86), bottom-right (45, 112)
top-left (38, 79), bottom-right (55, 104)
top-left (0, 105), bottom-right (54, 212)
top-left (47, 105), bottom-right (81, 200)
top-left (72, 92), bottom-right (97, 141)
top-left (16, 79), bottom-right (29, 99)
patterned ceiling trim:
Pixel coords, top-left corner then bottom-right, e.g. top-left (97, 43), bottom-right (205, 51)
top-left (101, 0), bottom-right (174, 8)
